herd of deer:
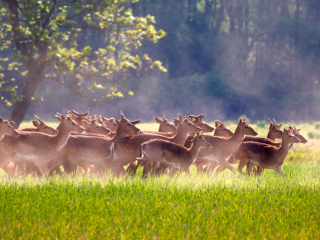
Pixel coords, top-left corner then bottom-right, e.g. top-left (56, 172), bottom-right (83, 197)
top-left (0, 110), bottom-right (308, 178)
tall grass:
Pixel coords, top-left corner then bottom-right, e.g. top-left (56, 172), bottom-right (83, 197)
top-left (0, 165), bottom-right (319, 239)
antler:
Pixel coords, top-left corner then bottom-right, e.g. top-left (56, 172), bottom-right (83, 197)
top-left (291, 120), bottom-right (297, 129)
top-left (35, 115), bottom-right (44, 124)
top-left (163, 113), bottom-right (167, 120)
top-left (120, 110), bottom-right (125, 117)
top-left (273, 118), bottom-right (278, 125)
top-left (268, 117), bottom-right (274, 124)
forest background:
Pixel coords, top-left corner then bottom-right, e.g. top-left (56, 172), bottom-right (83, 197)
top-left (1, 0), bottom-right (320, 124)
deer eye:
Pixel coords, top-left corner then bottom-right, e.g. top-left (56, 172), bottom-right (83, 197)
top-left (72, 123), bottom-right (75, 125)
top-left (45, 127), bottom-right (48, 129)
top-left (127, 124), bottom-right (131, 126)
top-left (96, 126), bottom-right (99, 128)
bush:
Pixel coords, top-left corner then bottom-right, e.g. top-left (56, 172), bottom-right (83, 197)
top-left (315, 122), bottom-right (320, 130)
top-left (256, 120), bottom-right (266, 128)
top-left (308, 132), bottom-right (315, 139)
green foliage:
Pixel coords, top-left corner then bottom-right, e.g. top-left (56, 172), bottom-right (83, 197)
top-left (256, 120), bottom-right (266, 128)
top-left (315, 122), bottom-right (320, 130)
top-left (0, 0), bottom-right (166, 107)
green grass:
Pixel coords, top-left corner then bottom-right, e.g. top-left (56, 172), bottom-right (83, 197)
top-left (0, 164), bottom-right (320, 239)
top-left (2, 120), bottom-right (318, 239)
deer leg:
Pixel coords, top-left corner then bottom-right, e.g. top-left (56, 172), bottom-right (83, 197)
top-left (216, 159), bottom-right (235, 175)
top-left (274, 166), bottom-right (284, 176)
top-left (206, 162), bottom-right (220, 175)
top-left (126, 161), bottom-right (139, 176)
top-left (141, 161), bottom-right (153, 178)
top-left (168, 168), bottom-right (178, 177)
top-left (215, 165), bottom-right (227, 174)
top-left (37, 159), bottom-right (49, 177)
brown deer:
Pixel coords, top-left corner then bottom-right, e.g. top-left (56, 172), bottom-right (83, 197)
top-left (215, 120), bottom-right (283, 174)
top-left (69, 110), bottom-right (90, 127)
top-left (20, 116), bottom-right (58, 135)
top-left (237, 128), bottom-right (300, 176)
top-left (137, 131), bottom-right (212, 177)
top-left (225, 122), bottom-right (307, 175)
top-left (47, 114), bottom-right (142, 176)
top-left (245, 123), bottom-right (307, 176)
top-left (213, 120), bottom-right (233, 137)
top-left (188, 114), bottom-right (215, 133)
top-left (0, 119), bottom-right (19, 177)
top-left (0, 114), bottom-right (84, 176)
top-left (192, 120), bottom-right (233, 172)
top-left (82, 119), bottom-right (111, 136)
top-left (107, 114), bottom-right (201, 177)
top-left (188, 119), bottom-right (257, 175)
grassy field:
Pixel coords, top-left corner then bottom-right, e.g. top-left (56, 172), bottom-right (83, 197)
top-left (0, 120), bottom-right (319, 239)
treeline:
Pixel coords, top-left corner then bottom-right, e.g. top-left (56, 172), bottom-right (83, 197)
top-left (1, 0), bottom-right (320, 122)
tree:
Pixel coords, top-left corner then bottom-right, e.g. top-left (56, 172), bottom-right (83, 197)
top-left (0, 0), bottom-right (166, 127)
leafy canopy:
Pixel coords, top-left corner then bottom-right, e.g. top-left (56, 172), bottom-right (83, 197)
top-left (0, 0), bottom-right (166, 106)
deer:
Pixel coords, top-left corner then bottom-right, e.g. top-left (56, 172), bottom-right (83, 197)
top-left (107, 114), bottom-right (201, 177)
top-left (155, 115), bottom-right (177, 133)
top-left (188, 114), bottom-right (215, 133)
top-left (186, 119), bottom-right (257, 175)
top-left (215, 120), bottom-right (283, 174)
top-left (192, 120), bottom-right (234, 173)
top-left (237, 128), bottom-right (300, 176)
top-left (47, 114), bottom-right (142, 176)
top-left (213, 120), bottom-right (234, 137)
top-left (223, 121), bottom-right (307, 175)
top-left (137, 131), bottom-right (212, 177)
top-left (2, 116), bottom-right (59, 177)
top-left (82, 119), bottom-right (111, 136)
top-left (0, 118), bottom-right (19, 177)
top-left (244, 123), bottom-right (307, 176)
top-left (20, 116), bottom-right (58, 135)
top-left (0, 114), bottom-right (84, 176)
top-left (68, 110), bottom-right (90, 127)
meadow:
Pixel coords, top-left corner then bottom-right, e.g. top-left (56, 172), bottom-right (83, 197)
top-left (1, 120), bottom-right (320, 239)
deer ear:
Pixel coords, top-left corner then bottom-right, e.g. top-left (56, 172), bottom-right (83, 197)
top-left (114, 119), bottom-right (120, 125)
top-left (239, 119), bottom-right (243, 124)
top-left (178, 114), bottom-right (183, 122)
top-left (131, 120), bottom-right (141, 125)
top-left (32, 120), bottom-right (40, 127)
top-left (278, 124), bottom-right (283, 128)
top-left (154, 117), bottom-right (162, 124)
top-left (215, 120), bottom-right (219, 127)
top-left (0, 117), bottom-right (3, 123)
top-left (10, 121), bottom-right (15, 126)
top-left (200, 114), bottom-right (205, 120)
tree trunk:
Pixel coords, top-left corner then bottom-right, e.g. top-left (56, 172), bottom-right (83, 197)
top-left (10, 66), bottom-right (43, 128)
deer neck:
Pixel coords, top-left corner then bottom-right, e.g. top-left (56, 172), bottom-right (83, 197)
top-left (54, 124), bottom-right (73, 152)
top-left (229, 125), bottom-right (245, 144)
top-left (266, 131), bottom-right (276, 141)
top-left (171, 125), bottom-right (188, 145)
top-left (276, 136), bottom-right (290, 160)
top-left (112, 124), bottom-right (127, 140)
top-left (189, 141), bottom-right (203, 161)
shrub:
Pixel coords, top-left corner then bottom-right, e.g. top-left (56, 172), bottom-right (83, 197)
top-left (308, 132), bottom-right (316, 139)
top-left (315, 122), bottom-right (320, 130)
top-left (256, 120), bottom-right (266, 128)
